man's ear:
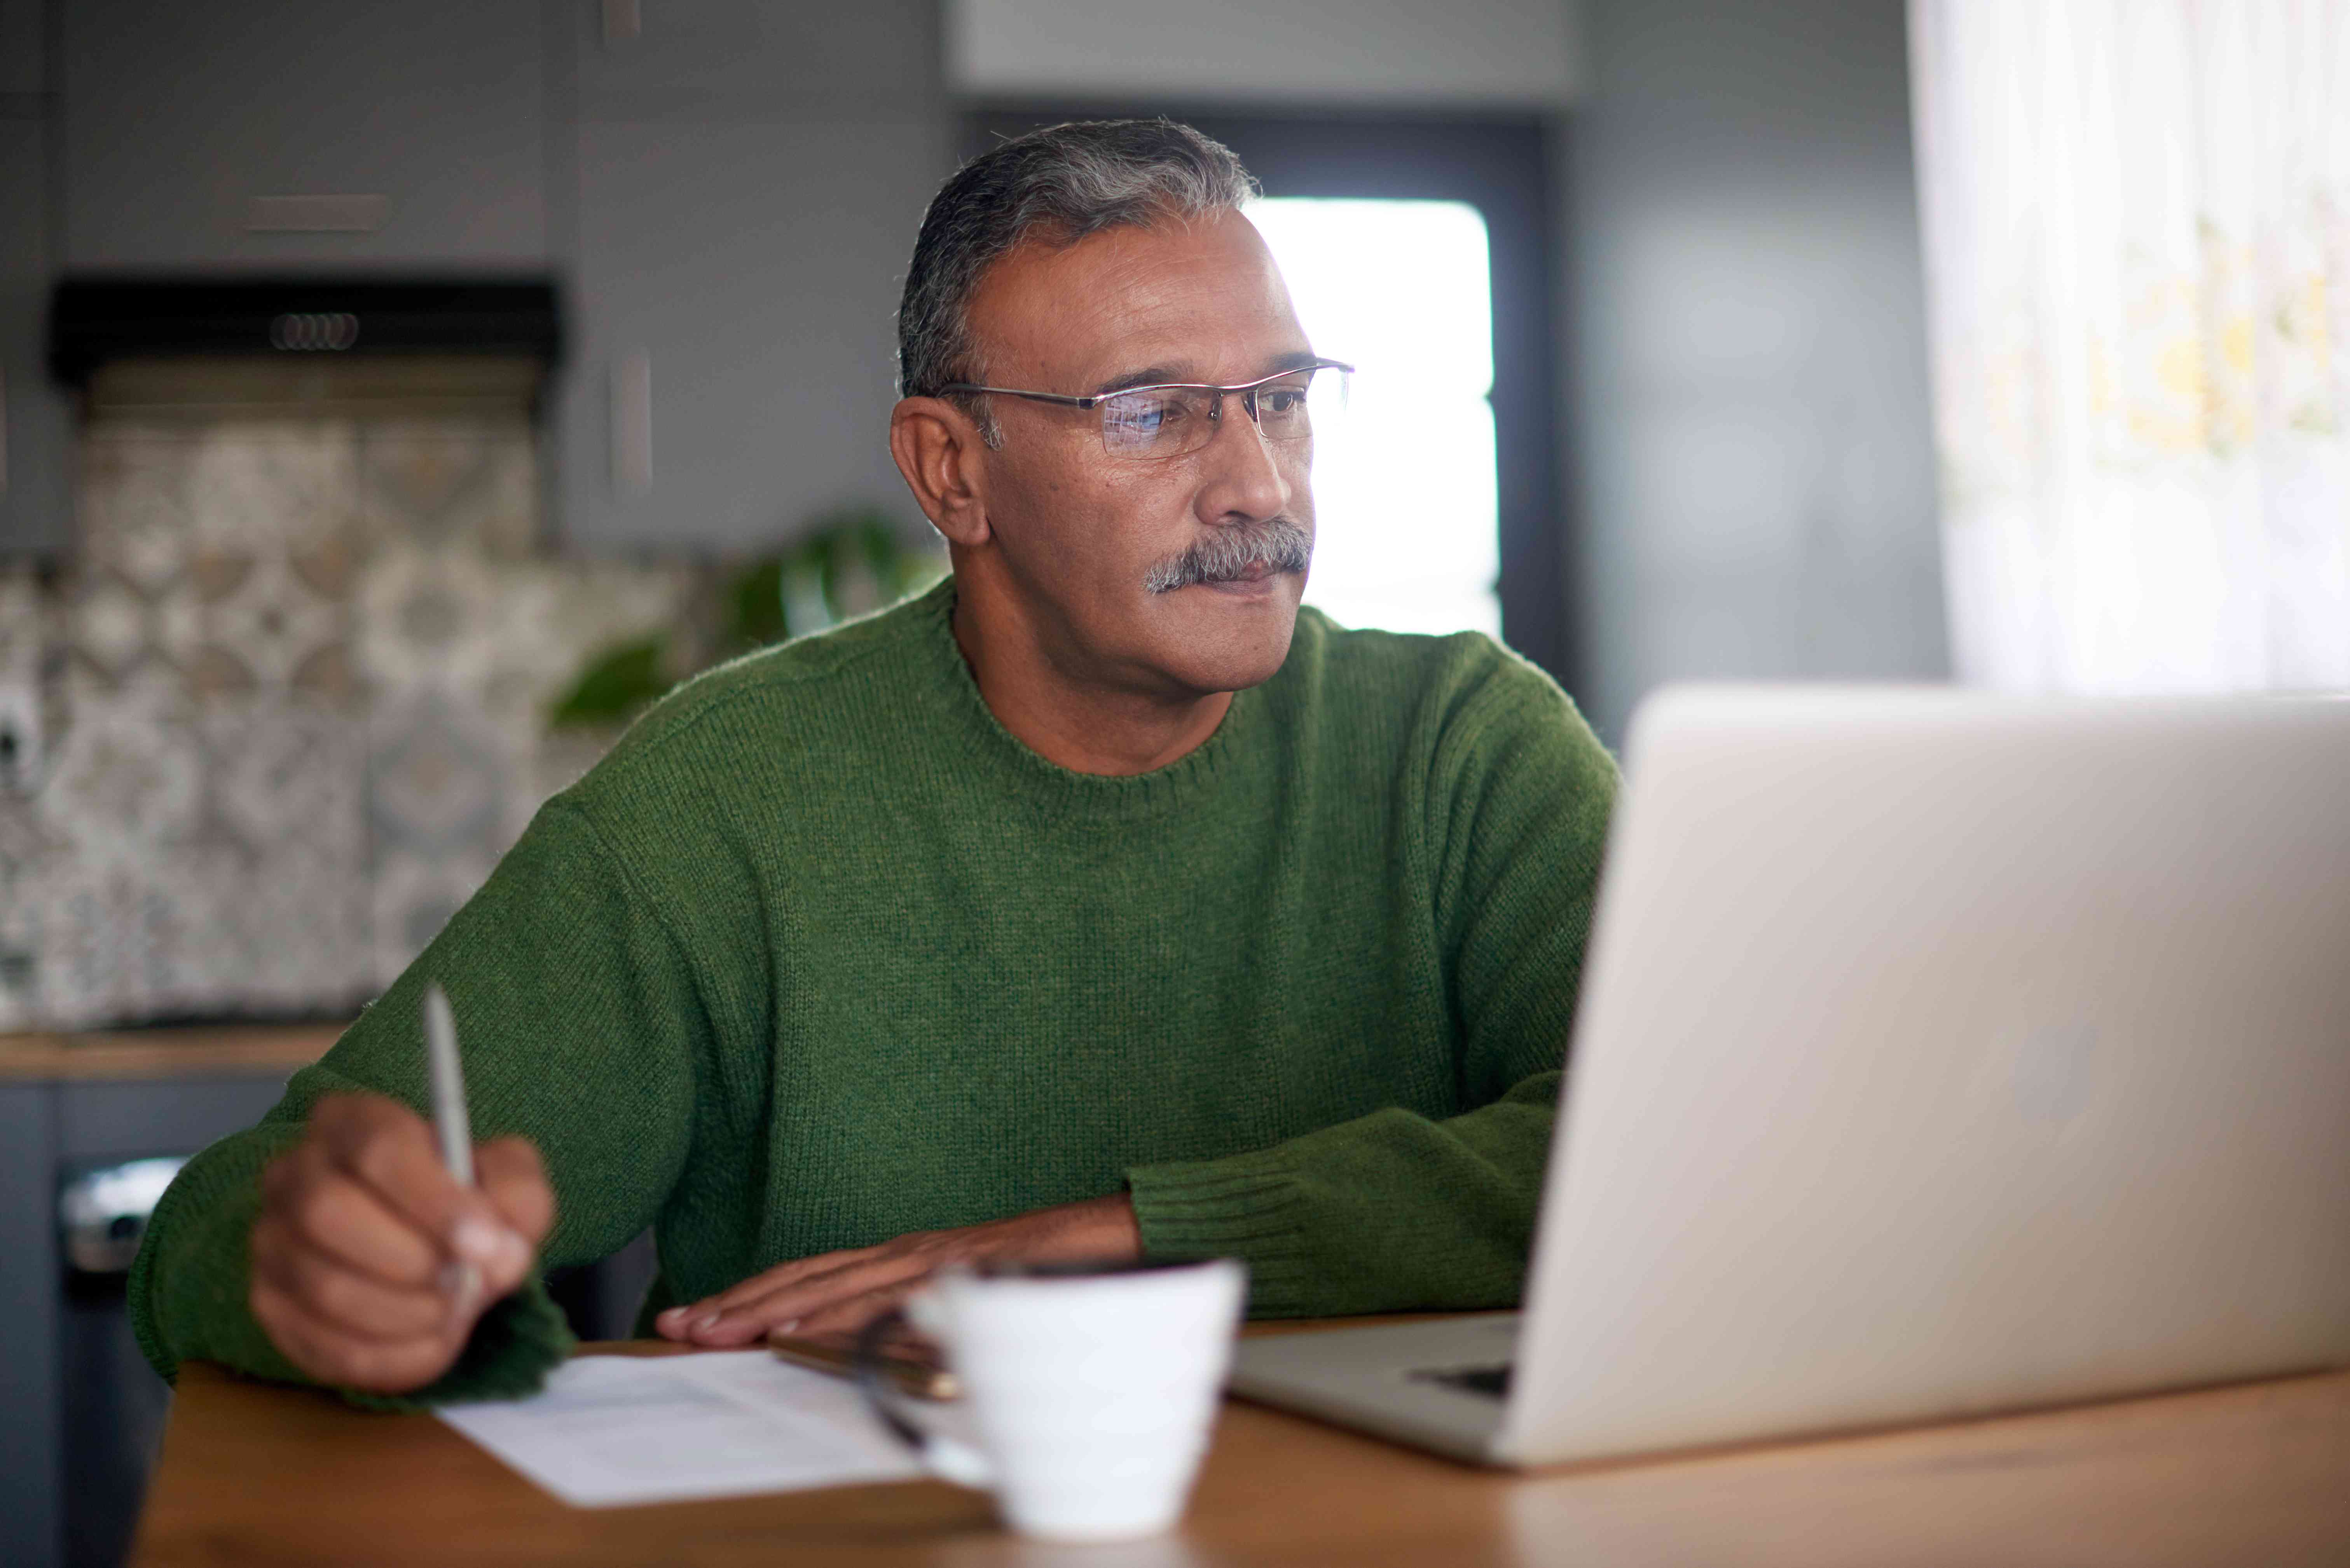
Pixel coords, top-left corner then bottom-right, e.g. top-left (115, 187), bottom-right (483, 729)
top-left (890, 397), bottom-right (992, 549)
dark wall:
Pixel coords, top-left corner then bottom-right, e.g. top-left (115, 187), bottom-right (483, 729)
top-left (1562, 0), bottom-right (1947, 746)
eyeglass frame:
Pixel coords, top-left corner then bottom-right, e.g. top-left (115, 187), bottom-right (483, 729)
top-left (937, 358), bottom-right (1354, 457)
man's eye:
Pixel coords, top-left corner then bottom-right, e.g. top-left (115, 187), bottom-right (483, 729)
top-left (1109, 395), bottom-right (1189, 433)
top-left (1260, 390), bottom-right (1305, 415)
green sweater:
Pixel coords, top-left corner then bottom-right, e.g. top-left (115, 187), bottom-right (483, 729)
top-left (130, 577), bottom-right (1618, 1405)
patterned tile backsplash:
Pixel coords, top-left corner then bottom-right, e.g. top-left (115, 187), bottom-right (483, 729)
top-left (0, 408), bottom-right (694, 1031)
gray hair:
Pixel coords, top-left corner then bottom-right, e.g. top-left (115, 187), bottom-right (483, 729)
top-left (896, 120), bottom-right (1260, 444)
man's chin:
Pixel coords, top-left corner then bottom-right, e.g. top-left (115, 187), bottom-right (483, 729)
top-left (1147, 572), bottom-right (1306, 692)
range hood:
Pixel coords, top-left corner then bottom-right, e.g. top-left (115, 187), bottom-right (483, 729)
top-left (47, 276), bottom-right (562, 387)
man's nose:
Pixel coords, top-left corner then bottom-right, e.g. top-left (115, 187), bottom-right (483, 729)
top-left (1194, 394), bottom-right (1293, 523)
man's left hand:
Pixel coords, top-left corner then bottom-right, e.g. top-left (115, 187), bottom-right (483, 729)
top-left (653, 1192), bottom-right (1142, 1348)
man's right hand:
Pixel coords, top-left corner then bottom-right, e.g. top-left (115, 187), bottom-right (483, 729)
top-left (249, 1093), bottom-right (555, 1393)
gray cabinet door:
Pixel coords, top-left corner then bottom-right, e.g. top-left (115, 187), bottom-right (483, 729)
top-left (0, 1085), bottom-right (61, 1568)
top-left (553, 1), bottom-right (947, 550)
top-left (59, 0), bottom-right (547, 268)
top-left (1, 114), bottom-right (71, 554)
top-left (0, 1071), bottom-right (300, 1568)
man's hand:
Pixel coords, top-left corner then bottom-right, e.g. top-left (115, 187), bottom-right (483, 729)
top-left (249, 1093), bottom-right (556, 1393)
top-left (654, 1193), bottom-right (1142, 1348)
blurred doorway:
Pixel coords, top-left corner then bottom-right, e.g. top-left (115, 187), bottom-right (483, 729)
top-left (964, 112), bottom-right (1570, 686)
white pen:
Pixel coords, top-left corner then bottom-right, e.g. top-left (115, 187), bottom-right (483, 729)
top-left (423, 982), bottom-right (482, 1311)
top-left (423, 982), bottom-right (476, 1185)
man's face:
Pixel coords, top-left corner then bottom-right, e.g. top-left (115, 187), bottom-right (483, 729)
top-left (962, 207), bottom-right (1318, 699)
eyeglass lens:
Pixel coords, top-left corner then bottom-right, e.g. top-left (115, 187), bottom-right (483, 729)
top-left (1098, 368), bottom-right (1348, 459)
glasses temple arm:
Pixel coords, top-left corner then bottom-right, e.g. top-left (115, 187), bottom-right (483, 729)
top-left (937, 384), bottom-right (1096, 409)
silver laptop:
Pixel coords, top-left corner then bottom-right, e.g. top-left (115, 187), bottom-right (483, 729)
top-left (1231, 685), bottom-right (2350, 1467)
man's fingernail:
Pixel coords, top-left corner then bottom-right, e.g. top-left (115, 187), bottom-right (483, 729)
top-left (773, 1318), bottom-right (799, 1335)
top-left (692, 1312), bottom-right (721, 1334)
top-left (453, 1216), bottom-right (527, 1272)
top-left (452, 1216), bottom-right (502, 1265)
top-left (657, 1307), bottom-right (686, 1328)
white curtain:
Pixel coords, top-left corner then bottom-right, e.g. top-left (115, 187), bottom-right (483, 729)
top-left (1908, 0), bottom-right (2350, 693)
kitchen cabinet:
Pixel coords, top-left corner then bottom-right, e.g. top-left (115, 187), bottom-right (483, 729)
top-left (44, 0), bottom-right (956, 552)
top-left (553, 0), bottom-right (949, 551)
top-left (0, 1028), bottom-right (327, 1568)
top-left (0, 0), bottom-right (42, 99)
top-left (2, 110), bottom-right (69, 554)
top-left (0, 1083), bottom-right (58, 1568)
top-left (58, 0), bottom-right (548, 269)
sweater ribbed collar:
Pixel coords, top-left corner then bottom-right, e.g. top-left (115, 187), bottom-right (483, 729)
top-left (906, 576), bottom-right (1267, 826)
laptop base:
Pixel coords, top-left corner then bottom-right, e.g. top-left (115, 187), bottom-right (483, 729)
top-left (1227, 1313), bottom-right (1521, 1465)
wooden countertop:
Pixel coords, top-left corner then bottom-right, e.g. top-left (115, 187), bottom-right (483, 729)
top-left (132, 1333), bottom-right (2350, 1566)
top-left (0, 1021), bottom-right (344, 1081)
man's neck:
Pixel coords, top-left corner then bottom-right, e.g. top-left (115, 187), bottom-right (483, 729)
top-left (950, 588), bottom-right (1233, 777)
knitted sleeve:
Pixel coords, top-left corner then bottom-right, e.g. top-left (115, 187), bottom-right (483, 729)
top-left (1126, 649), bottom-right (1617, 1316)
top-left (127, 797), bottom-right (706, 1408)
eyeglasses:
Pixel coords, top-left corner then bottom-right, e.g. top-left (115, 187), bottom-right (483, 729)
top-left (941, 359), bottom-right (1353, 461)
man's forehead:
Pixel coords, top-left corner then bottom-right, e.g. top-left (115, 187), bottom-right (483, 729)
top-left (969, 209), bottom-right (1309, 388)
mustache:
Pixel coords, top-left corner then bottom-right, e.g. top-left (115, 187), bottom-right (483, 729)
top-left (1142, 517), bottom-right (1314, 595)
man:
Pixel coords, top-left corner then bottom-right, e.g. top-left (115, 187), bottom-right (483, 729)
top-left (130, 120), bottom-right (1617, 1402)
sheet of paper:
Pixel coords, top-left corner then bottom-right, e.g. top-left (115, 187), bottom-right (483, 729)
top-left (436, 1351), bottom-right (927, 1508)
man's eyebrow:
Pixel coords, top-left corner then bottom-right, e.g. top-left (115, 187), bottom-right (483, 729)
top-left (1088, 350), bottom-right (1325, 397)
top-left (1089, 364), bottom-right (1189, 396)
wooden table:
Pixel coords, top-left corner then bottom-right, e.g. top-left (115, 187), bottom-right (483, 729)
top-left (132, 1331), bottom-right (2350, 1567)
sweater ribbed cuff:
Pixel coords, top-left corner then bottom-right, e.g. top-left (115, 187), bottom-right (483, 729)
top-left (343, 1278), bottom-right (576, 1411)
top-left (131, 1121), bottom-right (574, 1412)
top-left (1126, 1147), bottom-right (1319, 1318)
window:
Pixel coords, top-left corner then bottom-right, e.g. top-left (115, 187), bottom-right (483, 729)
top-left (1250, 197), bottom-right (1500, 638)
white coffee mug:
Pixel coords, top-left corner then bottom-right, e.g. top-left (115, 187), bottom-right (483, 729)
top-left (855, 1257), bottom-right (1247, 1542)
